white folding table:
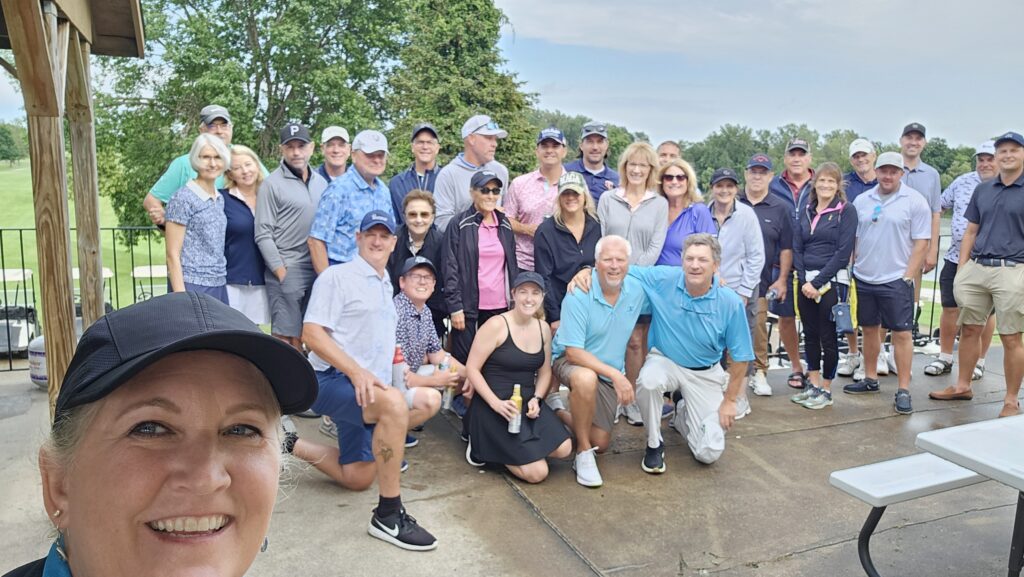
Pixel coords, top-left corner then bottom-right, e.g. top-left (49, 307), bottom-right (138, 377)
top-left (916, 415), bottom-right (1024, 577)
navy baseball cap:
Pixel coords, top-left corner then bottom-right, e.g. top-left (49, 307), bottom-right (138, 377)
top-left (411, 122), bottom-right (439, 141)
top-left (400, 255), bottom-right (437, 277)
top-left (995, 131), bottom-right (1024, 148)
top-left (710, 168), bottom-right (740, 185)
top-left (746, 153), bottom-right (773, 170)
top-left (785, 138), bottom-right (810, 153)
top-left (55, 292), bottom-right (318, 424)
top-left (280, 122), bottom-right (312, 144)
top-left (359, 210), bottom-right (396, 233)
top-left (512, 271), bottom-right (546, 292)
top-left (537, 127), bottom-right (566, 146)
top-left (470, 170), bottom-right (502, 190)
top-left (902, 123), bottom-right (926, 138)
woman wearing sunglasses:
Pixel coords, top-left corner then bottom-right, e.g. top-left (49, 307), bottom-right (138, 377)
top-left (790, 162), bottom-right (858, 409)
top-left (387, 189), bottom-right (447, 339)
top-left (655, 158), bottom-right (716, 265)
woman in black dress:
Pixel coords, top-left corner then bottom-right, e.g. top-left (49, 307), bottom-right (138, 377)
top-left (464, 272), bottom-right (571, 483)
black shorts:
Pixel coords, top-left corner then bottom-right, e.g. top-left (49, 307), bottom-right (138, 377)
top-left (939, 260), bottom-right (959, 308)
top-left (854, 277), bottom-right (915, 331)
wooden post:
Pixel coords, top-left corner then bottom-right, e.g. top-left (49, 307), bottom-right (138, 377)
top-left (67, 35), bottom-right (104, 327)
top-left (2, 0), bottom-right (77, 416)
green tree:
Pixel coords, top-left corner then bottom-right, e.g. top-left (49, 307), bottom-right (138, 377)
top-left (527, 108), bottom-right (647, 169)
top-left (0, 124), bottom-right (22, 166)
top-left (386, 0), bottom-right (535, 178)
top-left (96, 0), bottom-right (407, 227)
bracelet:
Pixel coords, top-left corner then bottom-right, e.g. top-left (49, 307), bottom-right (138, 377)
top-left (531, 395), bottom-right (544, 404)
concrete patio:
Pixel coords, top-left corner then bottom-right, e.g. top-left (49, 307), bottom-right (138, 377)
top-left (1, 349), bottom-right (1020, 576)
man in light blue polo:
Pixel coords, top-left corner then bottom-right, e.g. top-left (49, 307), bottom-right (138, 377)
top-left (308, 130), bottom-right (395, 273)
top-left (551, 235), bottom-right (648, 487)
top-left (632, 234), bottom-right (753, 471)
top-left (900, 122), bottom-right (942, 343)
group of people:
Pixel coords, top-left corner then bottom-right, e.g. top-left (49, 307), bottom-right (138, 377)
top-left (10, 105), bottom-right (1021, 576)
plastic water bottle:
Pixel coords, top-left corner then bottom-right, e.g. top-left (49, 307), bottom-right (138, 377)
top-left (439, 354), bottom-right (454, 410)
top-left (508, 384), bottom-right (523, 434)
top-left (391, 345), bottom-right (408, 391)
top-left (766, 288), bottom-right (779, 302)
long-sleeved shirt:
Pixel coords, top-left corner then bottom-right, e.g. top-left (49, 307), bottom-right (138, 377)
top-left (596, 188), bottom-right (668, 266)
top-left (711, 200), bottom-right (765, 299)
top-left (255, 161), bottom-right (328, 272)
top-left (793, 198), bottom-right (857, 289)
top-left (433, 153), bottom-right (509, 232)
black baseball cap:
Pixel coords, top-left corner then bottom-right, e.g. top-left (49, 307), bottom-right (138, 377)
top-left (280, 122), bottom-right (312, 144)
top-left (995, 131), bottom-right (1024, 148)
top-left (400, 255), bottom-right (437, 277)
top-left (785, 138), bottom-right (810, 153)
top-left (902, 123), bottom-right (926, 138)
top-left (55, 292), bottom-right (317, 424)
top-left (411, 122), bottom-right (439, 141)
top-left (470, 170), bottom-right (502, 190)
top-left (710, 167), bottom-right (740, 186)
top-left (512, 271), bottom-right (546, 292)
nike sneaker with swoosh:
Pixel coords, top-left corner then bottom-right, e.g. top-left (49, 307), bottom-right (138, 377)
top-left (368, 507), bottom-right (438, 551)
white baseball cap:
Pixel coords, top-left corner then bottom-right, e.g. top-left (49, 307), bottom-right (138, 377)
top-left (875, 151), bottom-right (904, 170)
top-left (352, 130), bottom-right (388, 154)
top-left (975, 140), bottom-right (996, 157)
top-left (321, 126), bottom-right (350, 144)
top-left (848, 138), bottom-right (875, 157)
top-left (461, 115), bottom-right (508, 139)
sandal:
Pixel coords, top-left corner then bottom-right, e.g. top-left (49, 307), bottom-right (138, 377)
top-left (924, 359), bottom-right (953, 376)
top-left (787, 372), bottom-right (808, 390)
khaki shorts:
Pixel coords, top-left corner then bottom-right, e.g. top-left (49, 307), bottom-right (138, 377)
top-left (954, 259), bottom-right (1024, 333)
top-left (552, 355), bottom-right (619, 433)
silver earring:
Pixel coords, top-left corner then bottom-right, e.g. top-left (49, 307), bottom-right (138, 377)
top-left (55, 531), bottom-right (68, 561)
top-left (261, 536), bottom-right (269, 553)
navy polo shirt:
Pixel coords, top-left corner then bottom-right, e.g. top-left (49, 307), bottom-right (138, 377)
top-left (965, 171), bottom-right (1024, 262)
top-left (222, 190), bottom-right (266, 285)
top-left (564, 159), bottom-right (620, 204)
top-left (844, 171), bottom-right (877, 203)
top-left (388, 163), bottom-right (439, 225)
top-left (739, 191), bottom-right (793, 296)
top-left (316, 164), bottom-right (346, 184)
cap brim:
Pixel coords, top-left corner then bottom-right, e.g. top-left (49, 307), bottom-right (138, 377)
top-left (76, 330), bottom-right (317, 416)
top-left (478, 129), bottom-right (509, 138)
top-left (559, 185), bottom-right (586, 194)
top-left (282, 137), bottom-right (312, 144)
top-left (402, 262), bottom-right (437, 277)
top-left (356, 146), bottom-right (388, 154)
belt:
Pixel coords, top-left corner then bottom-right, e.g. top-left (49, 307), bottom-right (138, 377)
top-left (684, 364), bottom-right (715, 371)
top-left (974, 257), bottom-right (1019, 267)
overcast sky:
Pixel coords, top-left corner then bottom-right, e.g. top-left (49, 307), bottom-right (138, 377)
top-left (2, 0), bottom-right (1020, 148)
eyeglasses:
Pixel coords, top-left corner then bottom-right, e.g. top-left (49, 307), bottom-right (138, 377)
top-left (871, 204), bottom-right (882, 223)
top-left (626, 162), bottom-right (650, 170)
top-left (479, 186), bottom-right (502, 195)
top-left (405, 211), bottom-right (433, 220)
top-left (206, 121), bottom-right (231, 129)
top-left (405, 273), bottom-right (435, 283)
top-left (412, 139), bottom-right (437, 147)
top-left (662, 174), bottom-right (687, 182)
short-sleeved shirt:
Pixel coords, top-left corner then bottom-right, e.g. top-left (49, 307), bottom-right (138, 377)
top-left (551, 270), bottom-right (648, 373)
top-left (844, 171), bottom-right (877, 203)
top-left (304, 255), bottom-right (397, 379)
top-left (309, 168), bottom-right (394, 264)
top-left (965, 172), bottom-right (1024, 262)
top-left (503, 168), bottom-right (562, 270)
top-left (656, 202), bottom-right (716, 266)
top-left (901, 160), bottom-right (942, 212)
top-left (563, 159), bottom-right (620, 204)
top-left (165, 181), bottom-right (227, 286)
top-left (739, 192), bottom-right (793, 295)
top-left (629, 266), bottom-right (754, 367)
top-left (152, 152), bottom-right (270, 203)
top-left (476, 219), bottom-right (508, 310)
top-left (852, 184), bottom-right (932, 284)
top-left (394, 292), bottom-right (441, 372)
top-left (940, 171), bottom-right (982, 263)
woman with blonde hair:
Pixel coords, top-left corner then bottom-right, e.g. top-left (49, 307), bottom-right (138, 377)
top-left (655, 158), bottom-right (715, 265)
top-left (596, 141), bottom-right (668, 426)
top-left (222, 144), bottom-right (269, 323)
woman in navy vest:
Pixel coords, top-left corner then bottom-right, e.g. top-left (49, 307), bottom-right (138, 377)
top-left (223, 145), bottom-right (270, 324)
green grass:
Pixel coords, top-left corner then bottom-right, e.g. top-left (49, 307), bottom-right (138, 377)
top-left (0, 163), bottom-right (166, 313)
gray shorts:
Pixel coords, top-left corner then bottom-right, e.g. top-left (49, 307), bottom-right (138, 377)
top-left (552, 356), bottom-right (618, 433)
top-left (264, 264), bottom-right (315, 338)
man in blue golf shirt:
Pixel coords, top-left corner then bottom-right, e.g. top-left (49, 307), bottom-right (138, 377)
top-left (551, 235), bottom-right (648, 488)
top-left (633, 234), bottom-right (753, 471)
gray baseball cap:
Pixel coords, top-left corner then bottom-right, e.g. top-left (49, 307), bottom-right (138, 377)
top-left (353, 130), bottom-right (389, 154)
top-left (875, 151), bottom-right (904, 170)
top-left (580, 121), bottom-right (608, 140)
top-left (199, 104), bottom-right (231, 125)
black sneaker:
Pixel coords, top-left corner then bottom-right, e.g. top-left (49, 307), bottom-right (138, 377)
top-left (894, 389), bottom-right (913, 415)
top-left (641, 442), bottom-right (666, 474)
top-left (281, 416), bottom-right (298, 454)
top-left (843, 378), bottom-right (880, 395)
top-left (368, 508), bottom-right (438, 551)
top-left (405, 434), bottom-right (419, 448)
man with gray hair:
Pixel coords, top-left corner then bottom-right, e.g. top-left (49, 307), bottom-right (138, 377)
top-left (433, 114), bottom-right (510, 231)
top-left (551, 235), bottom-right (648, 487)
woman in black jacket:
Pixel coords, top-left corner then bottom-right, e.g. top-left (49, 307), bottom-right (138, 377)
top-left (443, 170), bottom-right (519, 365)
top-left (791, 162), bottom-right (858, 410)
top-left (534, 171), bottom-right (600, 330)
top-left (387, 189), bottom-right (447, 339)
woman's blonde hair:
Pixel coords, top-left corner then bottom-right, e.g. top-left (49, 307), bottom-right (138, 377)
top-left (616, 142), bottom-right (660, 192)
top-left (657, 159), bottom-right (701, 205)
top-left (551, 184), bottom-right (596, 226)
top-left (223, 145), bottom-right (265, 190)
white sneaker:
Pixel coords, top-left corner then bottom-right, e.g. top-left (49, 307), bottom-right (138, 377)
top-left (885, 349), bottom-right (898, 375)
top-left (465, 439), bottom-right (484, 467)
top-left (623, 402), bottom-right (644, 426)
top-left (735, 395), bottom-right (752, 420)
top-left (837, 353), bottom-right (861, 377)
top-left (853, 363), bottom-right (866, 380)
top-left (748, 371), bottom-right (772, 396)
top-left (573, 448), bottom-right (603, 488)
top-left (875, 353), bottom-right (889, 376)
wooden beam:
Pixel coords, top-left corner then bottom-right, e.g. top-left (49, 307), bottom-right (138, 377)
top-left (27, 115), bottom-right (76, 419)
top-left (0, 0), bottom-right (59, 116)
top-left (67, 36), bottom-right (103, 328)
top-left (51, 0), bottom-right (93, 44)
top-left (53, 18), bottom-right (71, 116)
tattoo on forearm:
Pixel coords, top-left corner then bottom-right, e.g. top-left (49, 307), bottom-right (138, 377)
top-left (379, 445), bottom-right (394, 463)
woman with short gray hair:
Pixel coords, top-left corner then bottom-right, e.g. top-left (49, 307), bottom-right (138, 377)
top-left (166, 133), bottom-right (232, 304)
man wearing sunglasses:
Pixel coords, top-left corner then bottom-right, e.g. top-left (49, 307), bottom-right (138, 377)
top-left (563, 121), bottom-right (620, 204)
top-left (844, 152), bottom-right (931, 415)
top-left (434, 114), bottom-right (510, 232)
top-left (389, 122), bottom-right (441, 225)
top-left (143, 104), bottom-right (268, 226)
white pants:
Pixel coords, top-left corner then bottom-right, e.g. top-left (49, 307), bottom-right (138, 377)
top-left (637, 348), bottom-right (728, 464)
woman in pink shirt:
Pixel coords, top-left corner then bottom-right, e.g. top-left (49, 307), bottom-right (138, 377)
top-left (504, 127), bottom-right (568, 271)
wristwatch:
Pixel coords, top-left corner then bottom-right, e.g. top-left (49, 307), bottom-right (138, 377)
top-left (532, 395), bottom-right (544, 404)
